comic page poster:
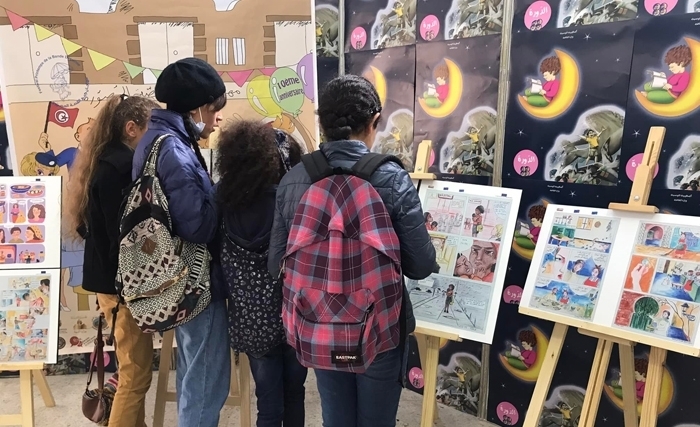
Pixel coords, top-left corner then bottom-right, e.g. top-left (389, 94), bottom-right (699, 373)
top-left (345, 0), bottom-right (416, 52)
top-left (416, 0), bottom-right (503, 44)
top-left (511, 0), bottom-right (638, 33)
top-left (345, 45), bottom-right (416, 170)
top-left (0, 0), bottom-right (316, 354)
top-left (618, 15), bottom-right (700, 215)
top-left (413, 35), bottom-right (500, 185)
top-left (316, 0), bottom-right (340, 58)
top-left (0, 269), bottom-right (60, 364)
top-left (503, 22), bottom-right (635, 194)
top-left (407, 181), bottom-right (521, 343)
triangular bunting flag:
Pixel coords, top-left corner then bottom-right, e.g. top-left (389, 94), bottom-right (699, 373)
top-left (87, 49), bottom-right (116, 71)
top-left (151, 69), bottom-right (163, 78)
top-left (6, 10), bottom-right (29, 31)
top-left (228, 70), bottom-right (254, 87)
top-left (60, 37), bottom-right (82, 55)
top-left (259, 67), bottom-right (276, 76)
top-left (34, 24), bottom-right (55, 42)
top-left (123, 61), bottom-right (145, 78)
top-left (218, 71), bottom-right (224, 76)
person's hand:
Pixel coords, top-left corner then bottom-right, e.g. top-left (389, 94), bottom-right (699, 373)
top-left (663, 83), bottom-right (672, 90)
top-left (527, 233), bottom-right (534, 239)
top-left (517, 355), bottom-right (524, 360)
top-left (539, 89), bottom-right (547, 95)
top-left (630, 263), bottom-right (648, 291)
top-left (38, 133), bottom-right (49, 148)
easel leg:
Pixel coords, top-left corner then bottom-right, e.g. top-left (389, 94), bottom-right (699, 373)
top-left (639, 347), bottom-right (667, 427)
top-left (578, 339), bottom-right (613, 427)
top-left (415, 334), bottom-right (439, 422)
top-left (239, 354), bottom-right (252, 427)
top-left (522, 323), bottom-right (568, 427)
top-left (153, 330), bottom-right (175, 427)
top-left (32, 369), bottom-right (55, 407)
top-left (420, 335), bottom-right (441, 427)
top-left (20, 370), bottom-right (35, 427)
top-left (619, 343), bottom-right (639, 427)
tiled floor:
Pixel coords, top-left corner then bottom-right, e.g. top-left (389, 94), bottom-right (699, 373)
top-left (0, 370), bottom-right (497, 426)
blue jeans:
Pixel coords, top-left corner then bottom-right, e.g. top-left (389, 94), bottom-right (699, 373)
top-left (176, 299), bottom-right (231, 427)
top-left (248, 343), bottom-right (308, 427)
top-left (315, 346), bottom-right (403, 427)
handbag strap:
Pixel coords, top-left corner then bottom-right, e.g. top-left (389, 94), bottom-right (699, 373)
top-left (85, 315), bottom-right (106, 391)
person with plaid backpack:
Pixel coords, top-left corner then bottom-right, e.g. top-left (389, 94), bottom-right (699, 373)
top-left (269, 75), bottom-right (437, 427)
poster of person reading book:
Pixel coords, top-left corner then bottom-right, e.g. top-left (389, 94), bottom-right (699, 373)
top-left (640, 44), bottom-right (691, 104)
top-left (524, 56), bottom-right (561, 107)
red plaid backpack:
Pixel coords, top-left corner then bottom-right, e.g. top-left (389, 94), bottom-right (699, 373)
top-left (280, 151), bottom-right (404, 373)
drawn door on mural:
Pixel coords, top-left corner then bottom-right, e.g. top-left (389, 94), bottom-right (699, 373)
top-left (0, 26), bottom-right (67, 87)
top-left (138, 22), bottom-right (194, 84)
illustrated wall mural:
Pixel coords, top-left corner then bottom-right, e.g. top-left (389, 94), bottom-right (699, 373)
top-left (0, 0), bottom-right (317, 356)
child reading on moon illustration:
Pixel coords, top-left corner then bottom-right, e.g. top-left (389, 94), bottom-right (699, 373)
top-left (524, 56), bottom-right (561, 107)
top-left (421, 62), bottom-right (450, 108)
top-left (641, 44), bottom-right (691, 104)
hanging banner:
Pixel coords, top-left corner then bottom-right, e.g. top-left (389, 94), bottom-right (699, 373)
top-left (414, 35), bottom-right (500, 184)
top-left (345, 0), bottom-right (416, 52)
top-left (416, 0), bottom-right (503, 44)
top-left (345, 45), bottom-right (416, 170)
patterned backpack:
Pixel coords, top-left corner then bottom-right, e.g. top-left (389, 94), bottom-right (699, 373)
top-left (281, 151), bottom-right (404, 373)
top-left (116, 134), bottom-right (212, 333)
top-left (220, 227), bottom-right (285, 357)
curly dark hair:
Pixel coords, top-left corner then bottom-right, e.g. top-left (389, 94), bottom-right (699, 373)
top-left (518, 329), bottom-right (537, 347)
top-left (539, 56), bottom-right (561, 75)
top-left (634, 357), bottom-right (649, 375)
top-left (318, 74), bottom-right (382, 141)
top-left (528, 204), bottom-right (546, 221)
top-left (665, 44), bottom-right (692, 67)
top-left (215, 120), bottom-right (302, 211)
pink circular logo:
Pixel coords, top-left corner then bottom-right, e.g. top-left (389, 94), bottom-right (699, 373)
top-left (420, 15), bottom-right (440, 41)
top-left (625, 153), bottom-right (659, 182)
top-left (524, 1), bottom-right (552, 30)
top-left (644, 0), bottom-right (677, 15)
top-left (503, 285), bottom-right (523, 304)
top-left (350, 27), bottom-right (367, 50)
top-left (496, 401), bottom-right (519, 425)
top-left (90, 351), bottom-right (111, 368)
top-left (408, 367), bottom-right (424, 389)
top-left (513, 149), bottom-right (539, 177)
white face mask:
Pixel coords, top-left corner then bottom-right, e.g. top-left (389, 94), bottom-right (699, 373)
top-left (194, 107), bottom-right (205, 135)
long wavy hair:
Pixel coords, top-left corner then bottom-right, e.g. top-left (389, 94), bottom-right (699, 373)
top-left (65, 95), bottom-right (160, 241)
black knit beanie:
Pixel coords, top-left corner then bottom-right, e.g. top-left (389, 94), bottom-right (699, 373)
top-left (155, 58), bottom-right (226, 113)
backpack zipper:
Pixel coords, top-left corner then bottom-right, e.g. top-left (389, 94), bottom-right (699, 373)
top-left (278, 258), bottom-right (286, 280)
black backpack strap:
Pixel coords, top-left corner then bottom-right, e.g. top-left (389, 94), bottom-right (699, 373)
top-left (351, 153), bottom-right (404, 181)
top-left (301, 151), bottom-right (334, 183)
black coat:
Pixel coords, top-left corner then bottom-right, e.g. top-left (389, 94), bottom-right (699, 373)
top-left (80, 142), bottom-right (133, 295)
top-left (268, 139), bottom-right (438, 335)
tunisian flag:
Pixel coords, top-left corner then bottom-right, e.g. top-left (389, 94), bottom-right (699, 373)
top-left (46, 102), bottom-right (79, 128)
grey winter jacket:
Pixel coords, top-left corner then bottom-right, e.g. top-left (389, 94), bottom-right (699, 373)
top-left (268, 140), bottom-right (438, 335)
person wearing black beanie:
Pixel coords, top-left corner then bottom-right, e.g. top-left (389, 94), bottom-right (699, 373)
top-left (131, 57), bottom-right (230, 427)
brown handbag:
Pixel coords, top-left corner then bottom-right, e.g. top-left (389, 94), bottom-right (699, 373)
top-left (82, 314), bottom-right (115, 426)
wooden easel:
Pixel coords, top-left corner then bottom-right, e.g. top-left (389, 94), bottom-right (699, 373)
top-left (408, 140), bottom-right (465, 427)
top-left (520, 126), bottom-right (668, 427)
top-left (0, 363), bottom-right (55, 427)
top-left (152, 330), bottom-right (252, 427)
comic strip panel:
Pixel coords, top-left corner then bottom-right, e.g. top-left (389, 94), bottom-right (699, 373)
top-left (408, 275), bottom-right (491, 333)
top-left (549, 213), bottom-right (619, 254)
top-left (431, 233), bottom-right (458, 275)
top-left (634, 223), bottom-right (700, 261)
top-left (464, 196), bottom-right (511, 241)
top-left (423, 190), bottom-right (468, 235)
top-left (634, 223), bottom-right (673, 252)
top-left (624, 254), bottom-right (658, 294)
top-left (649, 258), bottom-right (700, 303)
top-left (529, 278), bottom-right (600, 320)
top-left (453, 238), bottom-right (499, 284)
top-left (615, 291), bottom-right (700, 343)
top-left (539, 245), bottom-right (609, 288)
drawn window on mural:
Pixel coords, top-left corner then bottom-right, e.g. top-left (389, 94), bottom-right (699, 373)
top-left (216, 38), bottom-right (229, 65)
top-left (0, 26), bottom-right (68, 86)
top-left (232, 38), bottom-right (246, 66)
top-left (138, 22), bottom-right (195, 84)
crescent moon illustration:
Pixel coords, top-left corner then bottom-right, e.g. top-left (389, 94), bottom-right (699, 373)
top-left (498, 326), bottom-right (549, 382)
top-left (603, 367), bottom-right (674, 416)
top-left (635, 37), bottom-right (700, 118)
top-left (517, 49), bottom-right (580, 120)
top-left (418, 58), bottom-right (463, 118)
top-left (370, 66), bottom-right (388, 108)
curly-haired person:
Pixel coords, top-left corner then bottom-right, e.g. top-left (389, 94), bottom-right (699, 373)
top-left (642, 44), bottom-right (692, 104)
top-left (422, 62), bottom-right (450, 107)
top-left (215, 120), bottom-right (307, 427)
top-left (525, 55), bottom-right (561, 107)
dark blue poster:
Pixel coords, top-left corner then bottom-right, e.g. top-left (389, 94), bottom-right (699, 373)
top-left (415, 0), bottom-right (503, 44)
top-left (413, 35), bottom-right (500, 185)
